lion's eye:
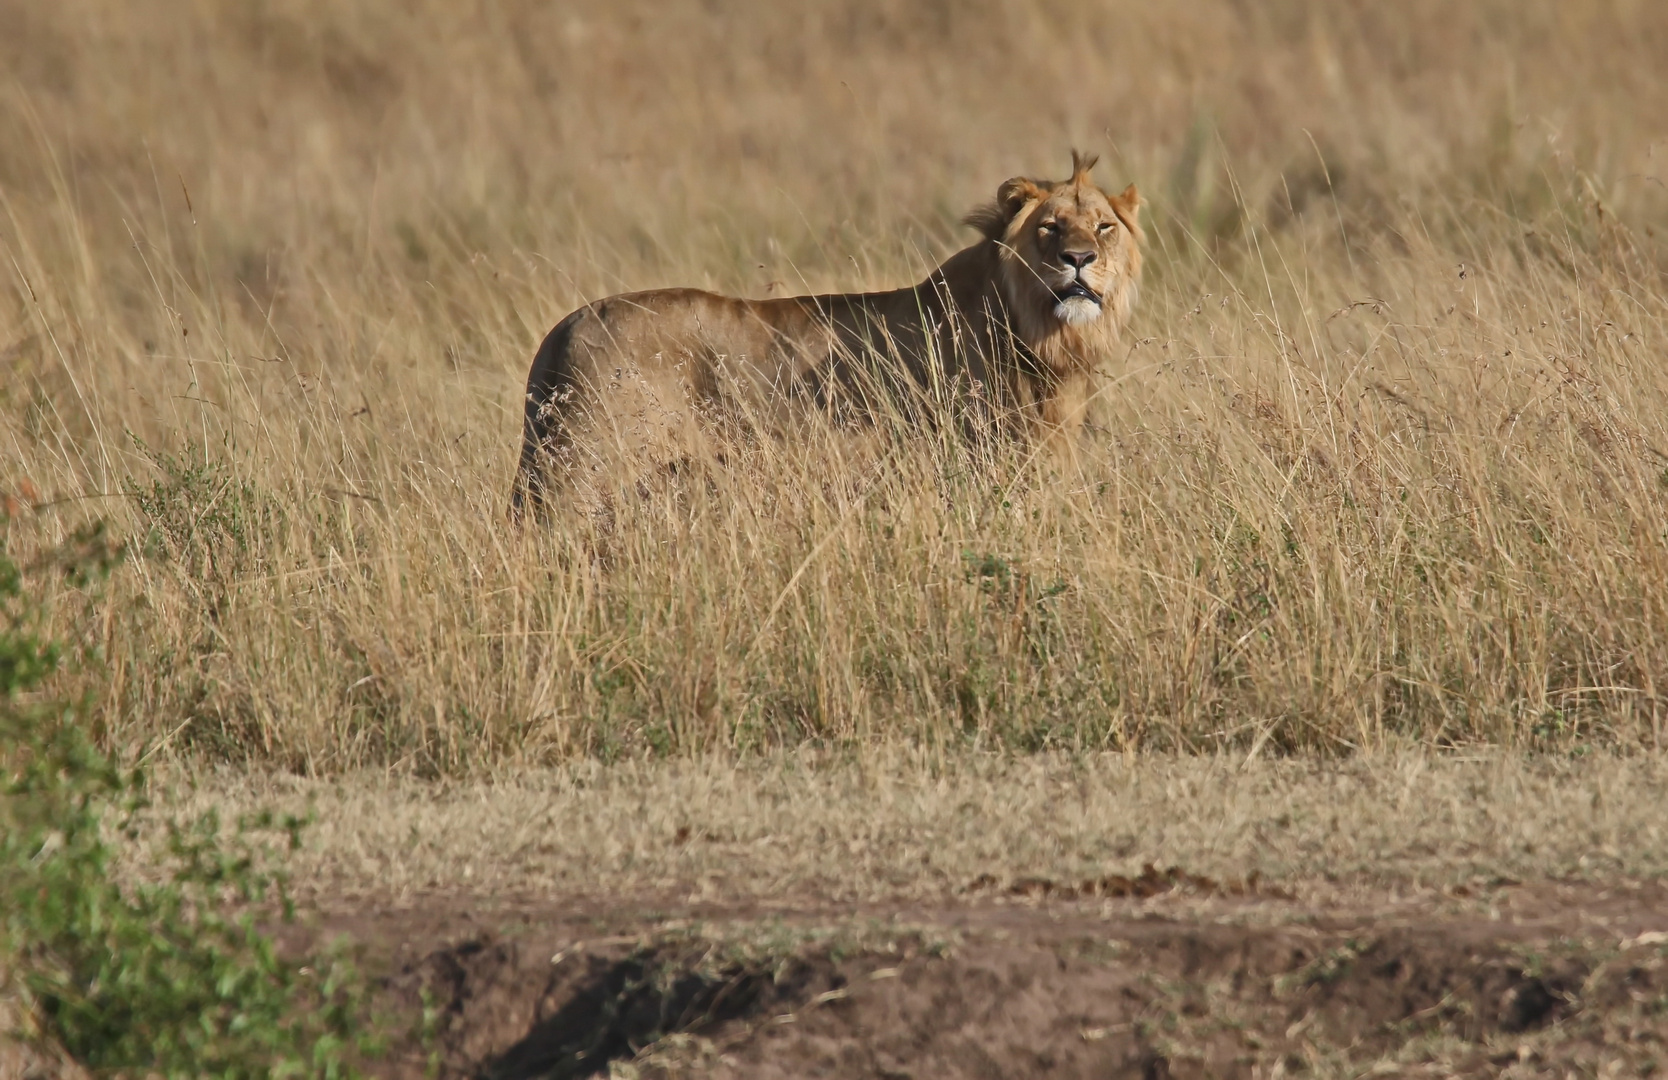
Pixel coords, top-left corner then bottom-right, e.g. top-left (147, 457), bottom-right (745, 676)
top-left (1096, 222), bottom-right (1115, 234)
top-left (1039, 222), bottom-right (1059, 235)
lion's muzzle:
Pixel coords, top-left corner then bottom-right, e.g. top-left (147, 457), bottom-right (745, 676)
top-left (1051, 279), bottom-right (1101, 305)
top-left (1050, 274), bottom-right (1103, 325)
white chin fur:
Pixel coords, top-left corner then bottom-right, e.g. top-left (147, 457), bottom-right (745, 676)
top-left (1052, 296), bottom-right (1102, 326)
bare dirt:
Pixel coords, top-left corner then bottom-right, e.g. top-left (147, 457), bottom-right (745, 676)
top-left (172, 754), bottom-right (1668, 1077)
top-left (310, 876), bottom-right (1668, 1079)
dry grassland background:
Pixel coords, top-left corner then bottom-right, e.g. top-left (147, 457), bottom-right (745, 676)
top-left (4, 0), bottom-right (1668, 774)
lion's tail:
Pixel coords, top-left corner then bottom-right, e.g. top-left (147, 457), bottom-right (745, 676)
top-left (508, 308), bottom-right (585, 524)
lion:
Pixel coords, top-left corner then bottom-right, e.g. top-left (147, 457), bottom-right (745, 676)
top-left (510, 151), bottom-right (1142, 519)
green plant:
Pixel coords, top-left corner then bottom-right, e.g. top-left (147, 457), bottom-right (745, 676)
top-left (123, 433), bottom-right (269, 577)
top-left (0, 517), bottom-right (376, 1077)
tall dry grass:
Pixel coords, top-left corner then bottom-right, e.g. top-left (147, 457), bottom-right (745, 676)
top-left (3, 0), bottom-right (1668, 773)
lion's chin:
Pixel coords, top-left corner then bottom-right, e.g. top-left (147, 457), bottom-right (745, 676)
top-left (1052, 295), bottom-right (1102, 326)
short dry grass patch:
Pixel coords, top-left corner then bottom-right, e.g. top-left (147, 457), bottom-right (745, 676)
top-left (161, 750), bottom-right (1668, 905)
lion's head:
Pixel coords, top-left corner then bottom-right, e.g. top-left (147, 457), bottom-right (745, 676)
top-left (967, 151), bottom-right (1143, 363)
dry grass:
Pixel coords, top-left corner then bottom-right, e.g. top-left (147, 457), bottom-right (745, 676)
top-left (2, 0), bottom-right (1668, 771)
top-left (164, 750), bottom-right (1668, 905)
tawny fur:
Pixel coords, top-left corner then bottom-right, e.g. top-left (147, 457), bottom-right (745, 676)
top-left (511, 152), bottom-right (1142, 518)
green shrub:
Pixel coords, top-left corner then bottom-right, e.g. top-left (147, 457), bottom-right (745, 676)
top-left (0, 517), bottom-right (376, 1078)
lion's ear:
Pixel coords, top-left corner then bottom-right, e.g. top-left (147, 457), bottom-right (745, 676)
top-left (998, 177), bottom-right (1044, 220)
top-left (1110, 183), bottom-right (1144, 238)
top-left (965, 177), bottom-right (1045, 240)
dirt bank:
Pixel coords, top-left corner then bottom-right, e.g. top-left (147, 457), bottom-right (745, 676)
top-left (326, 878), bottom-right (1668, 1078)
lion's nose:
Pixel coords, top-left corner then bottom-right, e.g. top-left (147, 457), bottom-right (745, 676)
top-left (1061, 250), bottom-right (1097, 271)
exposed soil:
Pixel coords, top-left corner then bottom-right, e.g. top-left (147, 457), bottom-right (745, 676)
top-left (308, 876), bottom-right (1668, 1079)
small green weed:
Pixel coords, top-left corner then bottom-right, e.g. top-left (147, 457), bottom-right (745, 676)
top-left (1274, 939), bottom-right (1369, 997)
top-left (123, 434), bottom-right (271, 578)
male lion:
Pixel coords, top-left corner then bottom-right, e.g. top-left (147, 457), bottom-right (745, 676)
top-left (510, 151), bottom-right (1142, 519)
